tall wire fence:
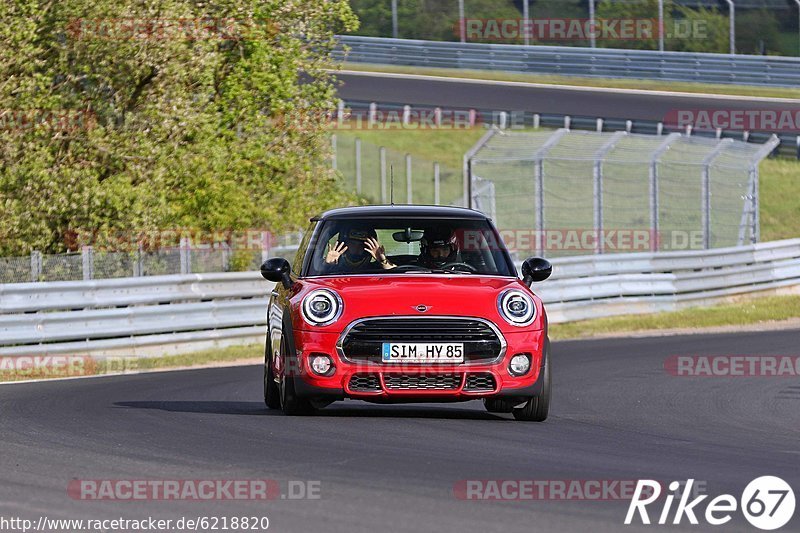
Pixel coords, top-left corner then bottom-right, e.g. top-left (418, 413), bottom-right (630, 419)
top-left (467, 129), bottom-right (778, 259)
top-left (0, 234), bottom-right (303, 285)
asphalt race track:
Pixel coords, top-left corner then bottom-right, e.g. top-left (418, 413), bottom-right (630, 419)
top-left (335, 71), bottom-right (800, 122)
top-left (1, 329), bottom-right (799, 533)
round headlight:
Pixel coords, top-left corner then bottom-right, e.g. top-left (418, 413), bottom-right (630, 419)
top-left (302, 289), bottom-right (342, 326)
top-left (498, 289), bottom-right (536, 327)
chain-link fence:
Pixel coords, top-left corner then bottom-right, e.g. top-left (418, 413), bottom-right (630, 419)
top-left (467, 128), bottom-right (779, 259)
top-left (332, 132), bottom-right (465, 206)
top-left (0, 234), bottom-right (303, 285)
top-left (346, 0), bottom-right (799, 57)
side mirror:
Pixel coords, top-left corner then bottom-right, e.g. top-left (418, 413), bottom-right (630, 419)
top-left (260, 258), bottom-right (292, 289)
top-left (522, 257), bottom-right (552, 285)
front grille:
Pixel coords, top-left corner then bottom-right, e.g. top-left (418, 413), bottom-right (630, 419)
top-left (464, 373), bottom-right (497, 392)
top-left (348, 374), bottom-right (381, 392)
top-left (383, 374), bottom-right (462, 391)
top-left (340, 318), bottom-right (503, 364)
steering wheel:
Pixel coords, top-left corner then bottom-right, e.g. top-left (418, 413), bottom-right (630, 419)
top-left (440, 262), bottom-right (478, 273)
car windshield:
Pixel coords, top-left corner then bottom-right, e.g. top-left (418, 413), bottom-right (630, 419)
top-left (304, 217), bottom-right (515, 277)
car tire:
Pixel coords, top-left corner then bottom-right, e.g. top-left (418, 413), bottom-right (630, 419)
top-left (278, 332), bottom-right (315, 416)
top-left (263, 335), bottom-right (281, 410)
top-left (512, 343), bottom-right (551, 422)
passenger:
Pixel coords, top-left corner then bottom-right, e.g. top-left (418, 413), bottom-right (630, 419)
top-left (324, 227), bottom-right (395, 272)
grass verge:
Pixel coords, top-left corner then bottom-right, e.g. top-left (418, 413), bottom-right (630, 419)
top-left (341, 63), bottom-right (800, 100)
top-left (550, 295), bottom-right (800, 341)
top-left (0, 344), bottom-right (262, 383)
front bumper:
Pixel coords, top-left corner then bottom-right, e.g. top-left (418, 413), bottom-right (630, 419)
top-left (290, 326), bottom-right (545, 402)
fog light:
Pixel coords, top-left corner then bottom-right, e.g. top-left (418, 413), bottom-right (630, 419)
top-left (508, 354), bottom-right (531, 376)
top-left (310, 354), bottom-right (334, 376)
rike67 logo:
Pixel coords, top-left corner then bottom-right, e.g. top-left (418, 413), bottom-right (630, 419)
top-left (625, 477), bottom-right (795, 530)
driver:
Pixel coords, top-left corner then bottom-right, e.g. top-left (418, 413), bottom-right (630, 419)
top-left (418, 227), bottom-right (460, 269)
top-left (324, 227), bottom-right (395, 272)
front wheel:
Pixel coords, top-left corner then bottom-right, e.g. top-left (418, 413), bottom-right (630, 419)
top-left (512, 344), bottom-right (551, 422)
top-left (264, 335), bottom-right (280, 410)
top-left (278, 333), bottom-right (315, 416)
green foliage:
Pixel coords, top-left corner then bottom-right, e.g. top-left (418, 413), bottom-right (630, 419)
top-left (0, 0), bottom-right (358, 256)
top-left (347, 0), bottom-right (522, 42)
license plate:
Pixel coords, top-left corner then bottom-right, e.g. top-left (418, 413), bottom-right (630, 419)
top-left (381, 342), bottom-right (464, 363)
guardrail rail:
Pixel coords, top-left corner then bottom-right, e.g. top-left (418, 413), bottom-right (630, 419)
top-left (335, 35), bottom-right (800, 88)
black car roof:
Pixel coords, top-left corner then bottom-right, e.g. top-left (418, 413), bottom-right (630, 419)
top-left (312, 205), bottom-right (489, 221)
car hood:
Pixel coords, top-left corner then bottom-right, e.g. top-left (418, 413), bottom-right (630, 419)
top-left (296, 275), bottom-right (536, 326)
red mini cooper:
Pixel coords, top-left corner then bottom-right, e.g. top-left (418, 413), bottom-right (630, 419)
top-left (260, 205), bottom-right (552, 421)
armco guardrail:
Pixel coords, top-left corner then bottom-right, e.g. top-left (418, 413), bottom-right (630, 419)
top-left (1, 239), bottom-right (799, 357)
top-left (335, 36), bottom-right (800, 88)
top-left (0, 272), bottom-right (274, 357)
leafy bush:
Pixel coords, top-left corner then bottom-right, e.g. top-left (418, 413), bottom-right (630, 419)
top-left (0, 0), bottom-right (358, 256)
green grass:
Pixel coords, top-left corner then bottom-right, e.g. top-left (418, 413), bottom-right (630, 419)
top-left (550, 295), bottom-right (800, 341)
top-left (341, 63), bottom-right (800, 100)
top-left (759, 158), bottom-right (800, 242)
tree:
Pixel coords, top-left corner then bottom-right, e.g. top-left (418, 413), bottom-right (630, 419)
top-left (0, 0), bottom-right (357, 256)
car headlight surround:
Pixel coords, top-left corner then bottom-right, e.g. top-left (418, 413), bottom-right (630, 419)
top-left (302, 289), bottom-right (343, 327)
top-left (497, 289), bottom-right (536, 327)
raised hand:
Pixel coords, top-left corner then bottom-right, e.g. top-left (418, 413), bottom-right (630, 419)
top-left (325, 241), bottom-right (348, 264)
top-left (364, 237), bottom-right (386, 262)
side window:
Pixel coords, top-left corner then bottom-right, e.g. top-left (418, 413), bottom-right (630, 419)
top-left (293, 222), bottom-right (317, 275)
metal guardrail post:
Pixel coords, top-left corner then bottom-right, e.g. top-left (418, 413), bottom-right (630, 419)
top-left (724, 0), bottom-right (736, 55)
top-left (30, 251), bottom-right (42, 282)
top-left (531, 129), bottom-right (569, 257)
top-left (82, 246), bottom-right (94, 280)
top-left (355, 137), bottom-right (362, 194)
top-left (701, 139), bottom-right (735, 249)
top-left (180, 237), bottom-right (191, 274)
top-left (458, 0), bottom-right (465, 43)
top-left (380, 147), bottom-right (387, 203)
top-left (593, 132), bottom-right (627, 254)
top-left (434, 162), bottom-right (441, 205)
top-left (463, 128), bottom-right (499, 209)
top-left (134, 245), bottom-right (144, 277)
top-left (405, 153), bottom-right (412, 204)
top-left (391, 0), bottom-right (398, 39)
top-left (649, 133), bottom-right (681, 252)
top-left (796, 0), bottom-right (800, 58)
top-left (522, 0), bottom-right (530, 47)
top-left (738, 168), bottom-right (757, 246)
